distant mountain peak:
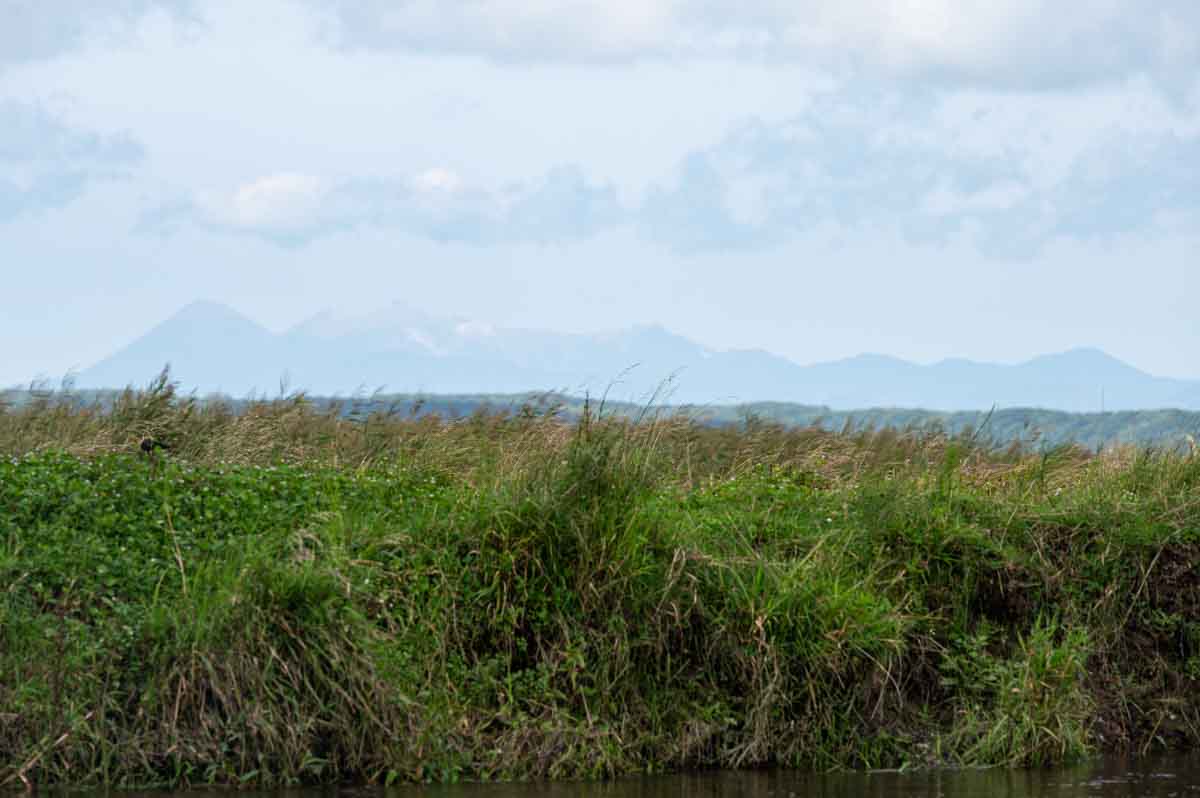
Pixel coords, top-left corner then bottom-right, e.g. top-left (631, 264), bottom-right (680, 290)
top-left (1025, 347), bottom-right (1149, 376)
top-left (159, 299), bottom-right (264, 332)
top-left (173, 298), bottom-right (240, 318)
top-left (831, 352), bottom-right (914, 367)
top-left (289, 308), bottom-right (345, 339)
top-left (931, 356), bottom-right (988, 370)
top-left (1036, 346), bottom-right (1114, 360)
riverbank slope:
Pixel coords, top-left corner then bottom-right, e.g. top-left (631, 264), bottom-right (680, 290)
top-left (2, 384), bottom-right (1198, 788)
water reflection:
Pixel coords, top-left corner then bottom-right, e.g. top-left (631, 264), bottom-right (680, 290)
top-left (400, 756), bottom-right (1200, 798)
top-left (102, 755), bottom-right (1200, 798)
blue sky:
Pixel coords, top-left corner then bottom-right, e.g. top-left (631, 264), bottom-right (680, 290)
top-left (2, 0), bottom-right (1198, 386)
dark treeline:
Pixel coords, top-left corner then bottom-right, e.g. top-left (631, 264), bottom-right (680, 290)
top-left (4, 376), bottom-right (1198, 452)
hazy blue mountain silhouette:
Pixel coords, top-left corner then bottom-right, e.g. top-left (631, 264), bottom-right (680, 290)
top-left (75, 300), bottom-right (1200, 411)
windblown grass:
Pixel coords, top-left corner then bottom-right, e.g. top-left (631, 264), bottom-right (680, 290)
top-left (1, 373), bottom-right (1199, 788)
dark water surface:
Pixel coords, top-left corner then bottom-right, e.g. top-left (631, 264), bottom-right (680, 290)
top-left (96, 756), bottom-right (1200, 798)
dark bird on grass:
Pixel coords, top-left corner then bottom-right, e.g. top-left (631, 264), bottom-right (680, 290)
top-left (140, 437), bottom-right (170, 455)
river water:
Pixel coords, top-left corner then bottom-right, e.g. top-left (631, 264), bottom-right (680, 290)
top-left (96, 755), bottom-right (1200, 798)
top-left (404, 756), bottom-right (1200, 797)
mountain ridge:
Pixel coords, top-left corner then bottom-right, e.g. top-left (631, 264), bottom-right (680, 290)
top-left (71, 300), bottom-right (1200, 412)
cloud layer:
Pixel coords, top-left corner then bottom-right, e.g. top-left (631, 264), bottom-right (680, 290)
top-left (0, 0), bottom-right (197, 71)
top-left (315, 0), bottom-right (1200, 91)
top-left (10, 0), bottom-right (1197, 93)
top-left (642, 89), bottom-right (1200, 257)
top-left (0, 101), bottom-right (143, 221)
top-left (134, 86), bottom-right (1200, 260)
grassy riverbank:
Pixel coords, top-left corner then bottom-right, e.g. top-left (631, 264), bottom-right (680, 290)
top-left (2, 379), bottom-right (1199, 788)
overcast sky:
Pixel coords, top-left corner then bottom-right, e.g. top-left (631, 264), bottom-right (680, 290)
top-left (2, 0), bottom-right (1198, 387)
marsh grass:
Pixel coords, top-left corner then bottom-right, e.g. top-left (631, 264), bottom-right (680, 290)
top-left (1, 373), bottom-right (1199, 788)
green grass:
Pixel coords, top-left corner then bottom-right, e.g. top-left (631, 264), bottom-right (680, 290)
top-left (1, 375), bottom-right (1199, 788)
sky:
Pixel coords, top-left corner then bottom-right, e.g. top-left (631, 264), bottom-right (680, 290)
top-left (2, 0), bottom-right (1198, 387)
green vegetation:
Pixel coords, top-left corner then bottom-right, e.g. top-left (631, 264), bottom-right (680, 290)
top-left (2, 374), bottom-right (1199, 789)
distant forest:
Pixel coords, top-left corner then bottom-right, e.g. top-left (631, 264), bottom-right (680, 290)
top-left (4, 380), bottom-right (1198, 452)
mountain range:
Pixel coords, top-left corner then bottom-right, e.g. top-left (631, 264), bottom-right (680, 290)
top-left (68, 300), bottom-right (1200, 412)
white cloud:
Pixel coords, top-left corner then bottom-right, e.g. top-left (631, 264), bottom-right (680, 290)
top-left (148, 164), bottom-right (623, 246)
top-left (229, 172), bottom-right (325, 227)
top-left (412, 167), bottom-right (462, 193)
top-left (316, 0), bottom-right (1200, 92)
top-left (189, 172), bottom-right (328, 235)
